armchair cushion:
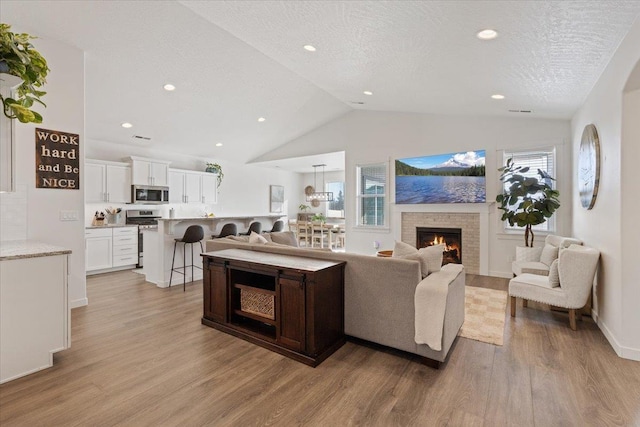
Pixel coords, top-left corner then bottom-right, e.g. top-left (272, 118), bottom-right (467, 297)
top-left (540, 244), bottom-right (559, 266)
top-left (512, 261), bottom-right (550, 276)
top-left (548, 259), bottom-right (560, 287)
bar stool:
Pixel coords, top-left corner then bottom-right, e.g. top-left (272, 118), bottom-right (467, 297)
top-left (170, 225), bottom-right (204, 291)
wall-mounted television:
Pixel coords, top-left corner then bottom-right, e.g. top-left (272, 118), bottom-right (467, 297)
top-left (395, 150), bottom-right (486, 204)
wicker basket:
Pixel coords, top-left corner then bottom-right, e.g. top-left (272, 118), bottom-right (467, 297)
top-left (240, 288), bottom-right (275, 320)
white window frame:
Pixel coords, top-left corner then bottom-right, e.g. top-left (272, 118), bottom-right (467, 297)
top-left (500, 146), bottom-right (557, 234)
top-left (355, 162), bottom-right (388, 229)
top-left (325, 181), bottom-right (345, 219)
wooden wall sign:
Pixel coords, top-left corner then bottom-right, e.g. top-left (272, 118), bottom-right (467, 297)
top-left (35, 128), bottom-right (80, 189)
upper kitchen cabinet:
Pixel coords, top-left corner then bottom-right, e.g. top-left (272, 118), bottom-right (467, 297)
top-left (169, 169), bottom-right (218, 204)
top-left (129, 156), bottom-right (170, 186)
top-left (85, 160), bottom-right (131, 204)
top-left (201, 173), bottom-right (218, 205)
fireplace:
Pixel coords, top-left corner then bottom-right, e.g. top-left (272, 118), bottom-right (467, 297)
top-left (416, 227), bottom-right (462, 266)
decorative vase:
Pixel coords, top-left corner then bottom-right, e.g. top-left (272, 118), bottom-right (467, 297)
top-left (205, 166), bottom-right (219, 174)
top-left (515, 246), bottom-right (543, 262)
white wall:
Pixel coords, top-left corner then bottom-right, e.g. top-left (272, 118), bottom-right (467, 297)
top-left (85, 139), bottom-right (304, 223)
top-left (262, 110), bottom-right (571, 271)
top-left (0, 35), bottom-right (86, 307)
top-left (571, 17), bottom-right (640, 360)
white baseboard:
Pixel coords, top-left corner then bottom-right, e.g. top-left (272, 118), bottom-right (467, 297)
top-left (592, 310), bottom-right (640, 361)
top-left (70, 297), bottom-right (88, 309)
top-left (488, 270), bottom-right (513, 279)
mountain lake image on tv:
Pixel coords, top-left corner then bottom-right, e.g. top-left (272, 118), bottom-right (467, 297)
top-left (395, 150), bottom-right (486, 204)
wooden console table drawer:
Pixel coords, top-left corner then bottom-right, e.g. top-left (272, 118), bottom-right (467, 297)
top-left (201, 249), bottom-right (345, 367)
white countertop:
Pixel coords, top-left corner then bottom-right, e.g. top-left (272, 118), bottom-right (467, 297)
top-left (85, 224), bottom-right (138, 229)
top-left (157, 215), bottom-right (285, 222)
top-left (0, 240), bottom-right (72, 261)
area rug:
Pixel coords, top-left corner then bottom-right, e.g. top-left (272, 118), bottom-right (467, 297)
top-left (458, 286), bottom-right (507, 346)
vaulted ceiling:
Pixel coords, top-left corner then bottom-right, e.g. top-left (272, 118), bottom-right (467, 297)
top-left (3, 1), bottom-right (640, 169)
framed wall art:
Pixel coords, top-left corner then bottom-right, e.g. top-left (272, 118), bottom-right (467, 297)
top-left (270, 185), bottom-right (284, 213)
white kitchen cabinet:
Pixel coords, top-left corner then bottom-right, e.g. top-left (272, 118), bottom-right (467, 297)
top-left (129, 156), bottom-right (170, 186)
top-left (85, 160), bottom-right (131, 203)
top-left (85, 228), bottom-right (112, 271)
top-left (169, 169), bottom-right (200, 204)
top-left (1, 250), bottom-right (69, 384)
top-left (169, 168), bottom-right (218, 204)
top-left (112, 227), bottom-right (138, 267)
top-left (86, 226), bottom-right (138, 272)
top-left (201, 173), bottom-right (218, 204)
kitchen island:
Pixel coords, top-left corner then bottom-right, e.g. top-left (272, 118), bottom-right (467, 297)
top-left (141, 215), bottom-right (285, 287)
top-left (0, 241), bottom-right (71, 383)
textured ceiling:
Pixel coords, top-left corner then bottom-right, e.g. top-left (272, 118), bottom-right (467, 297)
top-left (3, 1), bottom-right (640, 170)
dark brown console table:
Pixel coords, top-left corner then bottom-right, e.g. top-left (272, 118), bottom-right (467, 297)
top-left (201, 249), bottom-right (346, 367)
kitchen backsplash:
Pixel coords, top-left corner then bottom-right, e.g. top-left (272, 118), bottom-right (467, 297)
top-left (0, 184), bottom-right (28, 242)
top-left (84, 202), bottom-right (215, 227)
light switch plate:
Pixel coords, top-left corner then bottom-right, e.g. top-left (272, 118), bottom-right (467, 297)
top-left (59, 210), bottom-right (79, 221)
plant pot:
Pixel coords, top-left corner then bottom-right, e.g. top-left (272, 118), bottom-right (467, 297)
top-left (0, 60), bottom-right (9, 73)
top-left (205, 166), bottom-right (219, 174)
top-left (515, 246), bottom-right (543, 262)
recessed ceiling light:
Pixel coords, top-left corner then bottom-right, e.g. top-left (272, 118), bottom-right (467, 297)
top-left (303, 45), bottom-right (316, 52)
top-left (491, 94), bottom-right (505, 100)
top-left (215, 143), bottom-right (223, 147)
top-left (163, 83), bottom-right (176, 91)
top-left (258, 117), bottom-right (266, 122)
top-left (363, 90), bottom-right (373, 96)
top-left (121, 122), bottom-right (133, 128)
top-left (477, 29), bottom-right (498, 40)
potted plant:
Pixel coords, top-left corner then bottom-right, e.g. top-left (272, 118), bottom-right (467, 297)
top-left (496, 158), bottom-right (560, 247)
top-left (298, 204), bottom-right (311, 212)
top-left (0, 24), bottom-right (49, 123)
top-left (205, 162), bottom-right (224, 188)
top-left (311, 212), bottom-right (326, 223)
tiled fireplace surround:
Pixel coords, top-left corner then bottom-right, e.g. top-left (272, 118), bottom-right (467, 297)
top-left (400, 212), bottom-right (485, 275)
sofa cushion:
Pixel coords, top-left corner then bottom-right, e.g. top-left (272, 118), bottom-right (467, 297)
top-left (548, 259), bottom-right (560, 287)
top-left (540, 244), bottom-right (559, 266)
top-left (420, 244), bottom-right (444, 274)
top-left (249, 231), bottom-right (268, 244)
top-left (392, 241), bottom-right (416, 257)
top-left (269, 231), bottom-right (298, 247)
top-left (392, 241), bottom-right (444, 277)
top-left (226, 235), bottom-right (250, 242)
top-left (512, 261), bottom-right (550, 276)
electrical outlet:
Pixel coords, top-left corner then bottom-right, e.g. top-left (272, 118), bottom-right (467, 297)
top-left (59, 210), bottom-right (79, 221)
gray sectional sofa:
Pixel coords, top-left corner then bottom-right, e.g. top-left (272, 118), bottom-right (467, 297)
top-left (205, 233), bottom-right (466, 366)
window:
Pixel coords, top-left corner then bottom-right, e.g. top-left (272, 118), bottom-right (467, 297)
top-left (357, 163), bottom-right (387, 227)
top-left (502, 147), bottom-right (556, 232)
top-left (326, 181), bottom-right (345, 218)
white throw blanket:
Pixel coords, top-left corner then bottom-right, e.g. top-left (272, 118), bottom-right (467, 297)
top-left (414, 264), bottom-right (464, 351)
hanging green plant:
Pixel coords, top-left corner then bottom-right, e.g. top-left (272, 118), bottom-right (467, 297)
top-left (205, 162), bottom-right (224, 188)
top-left (0, 23), bottom-right (50, 123)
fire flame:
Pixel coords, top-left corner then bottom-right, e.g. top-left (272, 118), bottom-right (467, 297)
top-left (430, 235), bottom-right (459, 255)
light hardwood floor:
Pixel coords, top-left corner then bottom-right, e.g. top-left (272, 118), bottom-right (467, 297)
top-left (1, 271), bottom-right (639, 426)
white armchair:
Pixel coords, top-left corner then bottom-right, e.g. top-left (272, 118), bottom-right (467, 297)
top-left (511, 234), bottom-right (583, 276)
top-left (509, 244), bottom-right (600, 330)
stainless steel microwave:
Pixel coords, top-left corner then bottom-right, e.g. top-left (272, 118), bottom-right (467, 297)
top-left (131, 185), bottom-right (169, 204)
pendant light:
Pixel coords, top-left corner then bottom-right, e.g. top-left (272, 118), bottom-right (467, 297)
top-left (306, 164), bottom-right (334, 202)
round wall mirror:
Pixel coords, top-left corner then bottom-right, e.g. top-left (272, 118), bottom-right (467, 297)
top-left (578, 124), bottom-right (601, 210)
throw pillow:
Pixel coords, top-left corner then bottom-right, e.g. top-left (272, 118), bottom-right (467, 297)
top-left (226, 235), bottom-right (250, 242)
top-left (249, 231), bottom-right (268, 244)
top-left (419, 244), bottom-right (444, 274)
top-left (391, 241), bottom-right (444, 278)
top-left (540, 244), bottom-right (559, 266)
top-left (548, 259), bottom-right (560, 287)
top-left (392, 241), bottom-right (418, 258)
top-left (269, 231), bottom-right (299, 247)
